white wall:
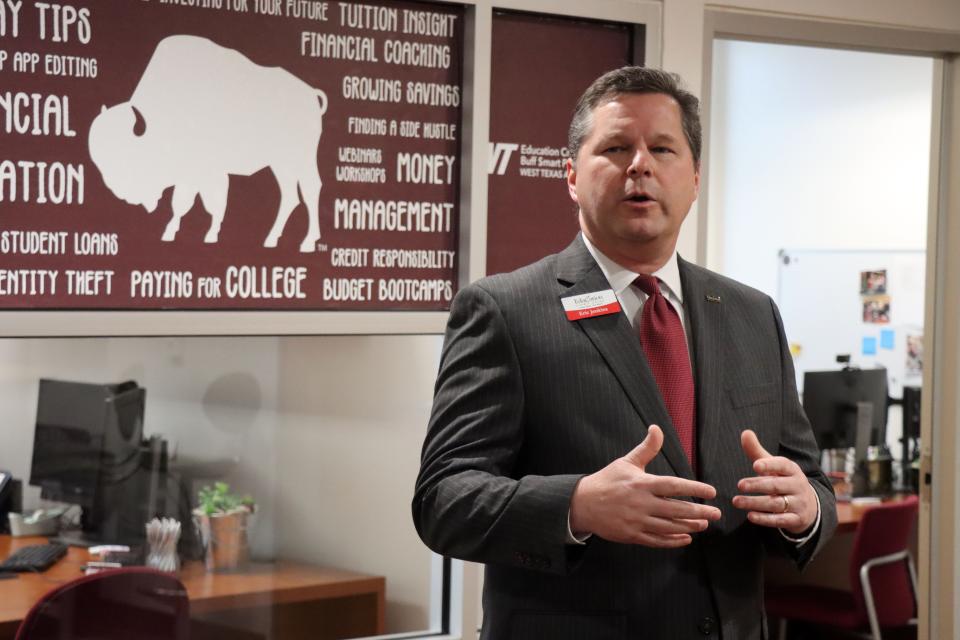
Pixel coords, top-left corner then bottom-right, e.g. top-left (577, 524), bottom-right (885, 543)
top-left (707, 40), bottom-right (932, 297)
top-left (663, 0), bottom-right (960, 264)
top-left (272, 335), bottom-right (440, 632)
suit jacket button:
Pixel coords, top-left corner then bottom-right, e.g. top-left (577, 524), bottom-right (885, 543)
top-left (698, 617), bottom-right (715, 635)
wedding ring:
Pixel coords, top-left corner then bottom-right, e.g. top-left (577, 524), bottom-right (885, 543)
top-left (780, 495), bottom-right (790, 513)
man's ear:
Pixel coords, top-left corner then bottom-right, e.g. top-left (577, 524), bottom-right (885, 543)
top-left (566, 158), bottom-right (579, 204)
top-left (693, 162), bottom-right (701, 200)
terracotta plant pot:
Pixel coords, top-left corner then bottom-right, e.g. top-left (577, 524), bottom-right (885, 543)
top-left (193, 509), bottom-right (250, 571)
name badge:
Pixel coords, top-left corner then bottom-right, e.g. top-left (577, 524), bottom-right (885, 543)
top-left (561, 290), bottom-right (621, 321)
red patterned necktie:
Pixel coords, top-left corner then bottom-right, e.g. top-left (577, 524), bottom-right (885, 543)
top-left (634, 275), bottom-right (696, 469)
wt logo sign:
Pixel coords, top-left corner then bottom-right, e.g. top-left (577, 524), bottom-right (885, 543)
top-left (488, 142), bottom-right (519, 175)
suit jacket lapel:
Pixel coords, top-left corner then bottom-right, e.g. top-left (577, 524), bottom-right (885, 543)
top-left (556, 237), bottom-right (694, 480)
top-left (678, 257), bottom-right (723, 480)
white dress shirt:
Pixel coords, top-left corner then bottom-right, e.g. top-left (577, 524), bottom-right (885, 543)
top-left (582, 234), bottom-right (689, 349)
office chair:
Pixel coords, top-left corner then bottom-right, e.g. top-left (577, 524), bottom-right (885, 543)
top-left (766, 495), bottom-right (919, 640)
top-left (15, 567), bottom-right (190, 640)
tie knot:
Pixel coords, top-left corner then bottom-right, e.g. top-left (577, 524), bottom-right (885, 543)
top-left (634, 275), bottom-right (661, 297)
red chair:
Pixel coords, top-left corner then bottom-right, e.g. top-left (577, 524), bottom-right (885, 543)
top-left (15, 567), bottom-right (190, 640)
top-left (766, 495), bottom-right (919, 640)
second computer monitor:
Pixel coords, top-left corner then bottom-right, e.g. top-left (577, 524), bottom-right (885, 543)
top-left (29, 378), bottom-right (147, 544)
top-left (802, 368), bottom-right (888, 451)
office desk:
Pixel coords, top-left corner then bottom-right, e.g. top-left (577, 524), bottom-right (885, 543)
top-left (0, 535), bottom-right (384, 640)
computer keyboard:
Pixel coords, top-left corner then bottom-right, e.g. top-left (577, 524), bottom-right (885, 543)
top-left (0, 543), bottom-right (68, 572)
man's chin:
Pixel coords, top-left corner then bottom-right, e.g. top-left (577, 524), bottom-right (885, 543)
top-left (616, 223), bottom-right (673, 246)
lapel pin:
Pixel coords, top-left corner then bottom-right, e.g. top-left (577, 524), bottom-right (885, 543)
top-left (705, 295), bottom-right (721, 303)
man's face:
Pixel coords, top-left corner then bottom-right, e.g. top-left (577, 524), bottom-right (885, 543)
top-left (567, 92), bottom-right (700, 263)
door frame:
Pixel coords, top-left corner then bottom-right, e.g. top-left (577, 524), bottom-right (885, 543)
top-left (699, 9), bottom-right (960, 640)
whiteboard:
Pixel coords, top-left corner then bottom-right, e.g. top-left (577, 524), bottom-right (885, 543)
top-left (777, 249), bottom-right (925, 398)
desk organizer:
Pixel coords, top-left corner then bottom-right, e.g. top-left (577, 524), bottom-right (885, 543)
top-left (8, 511), bottom-right (60, 537)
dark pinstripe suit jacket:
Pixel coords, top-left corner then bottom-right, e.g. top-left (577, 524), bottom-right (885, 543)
top-left (413, 235), bottom-right (836, 640)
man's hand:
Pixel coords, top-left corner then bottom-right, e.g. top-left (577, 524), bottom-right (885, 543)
top-left (569, 425), bottom-right (721, 548)
top-left (733, 429), bottom-right (818, 534)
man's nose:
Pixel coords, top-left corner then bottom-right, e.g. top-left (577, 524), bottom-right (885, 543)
top-left (627, 148), bottom-right (652, 176)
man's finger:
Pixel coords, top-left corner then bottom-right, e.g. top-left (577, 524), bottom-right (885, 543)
top-left (737, 476), bottom-right (787, 495)
top-left (623, 424), bottom-right (664, 469)
top-left (647, 475), bottom-right (718, 501)
top-left (652, 496), bottom-right (722, 521)
top-left (745, 455), bottom-right (799, 477)
top-left (746, 511), bottom-right (805, 529)
top-left (643, 516), bottom-right (711, 535)
top-left (635, 532), bottom-right (694, 548)
top-left (732, 494), bottom-right (789, 513)
top-left (741, 429), bottom-right (772, 463)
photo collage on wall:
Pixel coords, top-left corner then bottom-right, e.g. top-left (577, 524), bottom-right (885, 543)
top-left (860, 269), bottom-right (890, 324)
top-left (858, 267), bottom-right (922, 375)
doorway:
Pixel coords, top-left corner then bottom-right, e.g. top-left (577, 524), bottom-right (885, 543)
top-left (706, 36), bottom-right (935, 640)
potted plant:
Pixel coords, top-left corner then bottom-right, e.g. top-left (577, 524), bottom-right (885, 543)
top-left (193, 482), bottom-right (255, 571)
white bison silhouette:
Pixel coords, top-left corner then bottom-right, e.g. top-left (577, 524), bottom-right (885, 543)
top-left (89, 35), bottom-right (328, 252)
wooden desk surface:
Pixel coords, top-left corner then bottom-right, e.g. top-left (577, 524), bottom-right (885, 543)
top-left (835, 493), bottom-right (917, 534)
top-left (0, 535), bottom-right (385, 638)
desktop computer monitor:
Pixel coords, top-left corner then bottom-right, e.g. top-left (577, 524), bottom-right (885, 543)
top-left (802, 368), bottom-right (888, 451)
top-left (29, 379), bottom-right (157, 546)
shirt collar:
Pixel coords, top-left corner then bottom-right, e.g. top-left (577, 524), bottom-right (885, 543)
top-left (581, 233), bottom-right (684, 303)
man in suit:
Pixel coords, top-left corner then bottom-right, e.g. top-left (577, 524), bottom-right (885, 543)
top-left (413, 67), bottom-right (836, 640)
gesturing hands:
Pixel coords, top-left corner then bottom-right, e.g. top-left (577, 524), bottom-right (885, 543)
top-left (569, 425), bottom-right (721, 548)
top-left (733, 429), bottom-right (818, 535)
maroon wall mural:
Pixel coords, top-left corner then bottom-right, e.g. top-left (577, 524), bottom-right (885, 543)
top-left (486, 10), bottom-right (639, 276)
top-left (0, 0), bottom-right (462, 310)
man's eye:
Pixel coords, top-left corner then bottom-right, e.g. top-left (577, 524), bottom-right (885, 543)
top-left (652, 146), bottom-right (674, 154)
top-left (604, 146), bottom-right (626, 153)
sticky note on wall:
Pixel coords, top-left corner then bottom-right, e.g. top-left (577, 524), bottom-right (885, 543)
top-left (862, 336), bottom-right (878, 356)
top-left (880, 329), bottom-right (895, 350)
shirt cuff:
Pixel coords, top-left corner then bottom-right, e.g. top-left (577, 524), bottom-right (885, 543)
top-left (566, 509), bottom-right (592, 545)
top-left (779, 487), bottom-right (822, 547)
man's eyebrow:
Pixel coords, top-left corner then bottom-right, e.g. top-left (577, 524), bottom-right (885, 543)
top-left (648, 132), bottom-right (681, 145)
top-left (597, 130), bottom-right (628, 142)
top-left (594, 130), bottom-right (684, 148)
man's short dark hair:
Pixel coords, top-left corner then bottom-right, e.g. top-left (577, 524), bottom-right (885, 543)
top-left (567, 66), bottom-right (702, 167)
